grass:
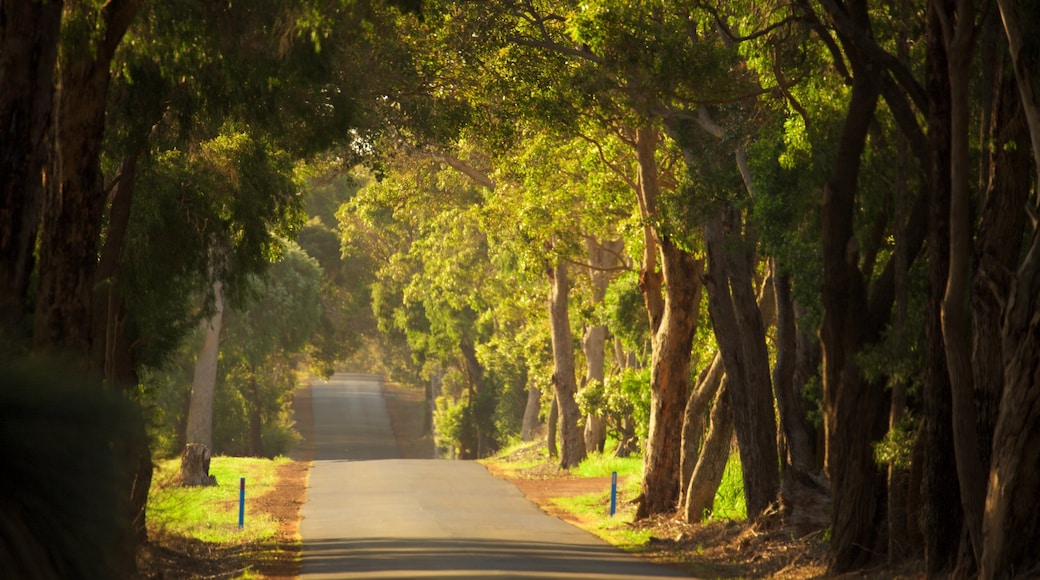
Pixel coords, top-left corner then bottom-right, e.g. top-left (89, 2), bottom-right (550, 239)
top-left (709, 450), bottom-right (747, 522)
top-left (148, 456), bottom-right (289, 544)
top-left (486, 439), bottom-right (749, 554)
top-left (571, 451), bottom-right (642, 479)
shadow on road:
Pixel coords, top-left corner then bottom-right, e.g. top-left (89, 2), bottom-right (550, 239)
top-left (302, 537), bottom-right (687, 579)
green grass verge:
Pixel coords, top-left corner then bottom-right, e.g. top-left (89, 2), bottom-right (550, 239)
top-left (553, 489), bottom-right (653, 549)
top-left (487, 441), bottom-right (748, 554)
top-left (708, 450), bottom-right (747, 522)
top-left (148, 456), bottom-right (290, 544)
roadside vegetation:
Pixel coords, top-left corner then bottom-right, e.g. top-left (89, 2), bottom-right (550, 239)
top-left (140, 456), bottom-right (304, 579)
top-left (5, 1), bottom-right (1040, 577)
top-left (480, 438), bottom-right (787, 576)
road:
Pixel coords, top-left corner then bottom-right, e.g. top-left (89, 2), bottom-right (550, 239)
top-left (299, 373), bottom-right (690, 579)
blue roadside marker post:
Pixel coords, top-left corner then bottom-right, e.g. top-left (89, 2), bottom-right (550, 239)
top-left (610, 471), bottom-right (618, 516)
top-left (239, 477), bottom-right (245, 529)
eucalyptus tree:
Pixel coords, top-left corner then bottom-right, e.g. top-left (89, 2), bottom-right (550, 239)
top-left (415, 0), bottom-right (713, 513)
top-left (485, 127), bottom-right (634, 467)
top-left (341, 148), bottom-right (524, 457)
top-left (219, 242), bottom-right (324, 457)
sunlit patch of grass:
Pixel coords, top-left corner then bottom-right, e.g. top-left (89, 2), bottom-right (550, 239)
top-left (148, 456), bottom-right (289, 543)
top-left (708, 450), bottom-right (747, 522)
top-left (480, 438), bottom-right (553, 476)
top-left (552, 489), bottom-right (652, 549)
top-left (573, 450), bottom-right (642, 479)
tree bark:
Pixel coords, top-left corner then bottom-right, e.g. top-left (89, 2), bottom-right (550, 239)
top-left (980, 229), bottom-right (1040, 579)
top-left (460, 338), bottom-right (493, 458)
top-left (982, 1), bottom-right (1040, 575)
top-left (921, 9), bottom-right (964, 570)
top-left (185, 279), bottom-right (225, 451)
top-left (773, 266), bottom-right (816, 472)
top-left (248, 372), bottom-right (264, 457)
top-left (702, 205), bottom-right (779, 518)
top-left (547, 260), bottom-right (586, 468)
top-left (936, 0), bottom-right (986, 563)
top-left (680, 353), bottom-right (722, 499)
top-left (819, 45), bottom-right (889, 572)
top-left (683, 379), bottom-right (734, 522)
top-left (972, 13), bottom-right (1029, 480)
top-left (547, 393), bottom-right (559, 459)
top-left (179, 443), bottom-right (217, 486)
top-left (521, 383), bottom-right (542, 441)
top-left (582, 236), bottom-right (623, 453)
top-left (33, 0), bottom-right (140, 361)
top-left (0, 0), bottom-right (62, 350)
top-left (630, 125), bottom-right (704, 518)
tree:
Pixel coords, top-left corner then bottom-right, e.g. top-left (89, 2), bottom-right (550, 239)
top-left (220, 242), bottom-right (324, 457)
top-left (0, 0), bottom-right (62, 349)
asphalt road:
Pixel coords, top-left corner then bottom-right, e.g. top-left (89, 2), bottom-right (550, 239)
top-left (299, 373), bottom-right (690, 579)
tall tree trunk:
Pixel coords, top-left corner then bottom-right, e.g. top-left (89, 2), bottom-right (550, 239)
top-left (521, 383), bottom-right (542, 441)
top-left (547, 393), bottom-right (559, 459)
top-left (460, 338), bottom-right (493, 458)
top-left (185, 279), bottom-right (225, 451)
top-left (582, 323), bottom-right (608, 453)
top-left (972, 11), bottom-right (1029, 483)
top-left (980, 228), bottom-right (1040, 579)
top-left (582, 236), bottom-right (623, 453)
top-left (936, 0), bottom-right (986, 564)
top-left (683, 379), bottom-right (734, 522)
top-left (0, 0), bottom-right (62, 350)
top-left (773, 266), bottom-right (815, 473)
top-left (680, 353), bottom-right (722, 500)
top-left (702, 205), bottom-right (779, 518)
top-left (820, 52), bottom-right (889, 572)
top-left (633, 125), bottom-right (704, 518)
top-left (982, 1), bottom-right (1040, 574)
top-left (921, 11), bottom-right (964, 570)
top-left (248, 372), bottom-right (264, 457)
top-left (33, 0), bottom-right (140, 361)
top-left (547, 260), bottom-right (586, 468)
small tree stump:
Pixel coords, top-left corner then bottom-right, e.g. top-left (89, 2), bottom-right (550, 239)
top-left (179, 443), bottom-right (217, 486)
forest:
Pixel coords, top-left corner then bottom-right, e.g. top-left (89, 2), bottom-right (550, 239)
top-left (1, 0), bottom-right (1039, 578)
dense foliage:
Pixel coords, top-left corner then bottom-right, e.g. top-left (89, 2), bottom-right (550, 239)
top-left (2, 0), bottom-right (1040, 577)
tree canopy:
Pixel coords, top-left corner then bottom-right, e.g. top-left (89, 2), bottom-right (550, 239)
top-left (3, 0), bottom-right (1040, 577)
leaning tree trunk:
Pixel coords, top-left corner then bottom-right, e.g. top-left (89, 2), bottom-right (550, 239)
top-left (547, 260), bottom-right (586, 468)
top-left (683, 379), bottom-right (734, 522)
top-left (547, 394), bottom-right (559, 459)
top-left (971, 18), bottom-right (1029, 481)
top-left (702, 205), bottom-right (778, 518)
top-left (680, 353), bottom-right (722, 498)
top-left (772, 266), bottom-right (815, 473)
top-left (637, 238), bottom-right (702, 518)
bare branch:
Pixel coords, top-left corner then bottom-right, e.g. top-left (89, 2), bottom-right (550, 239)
top-left (431, 152), bottom-right (496, 189)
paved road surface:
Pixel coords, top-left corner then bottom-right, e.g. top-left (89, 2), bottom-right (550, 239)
top-left (300, 373), bottom-right (690, 579)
